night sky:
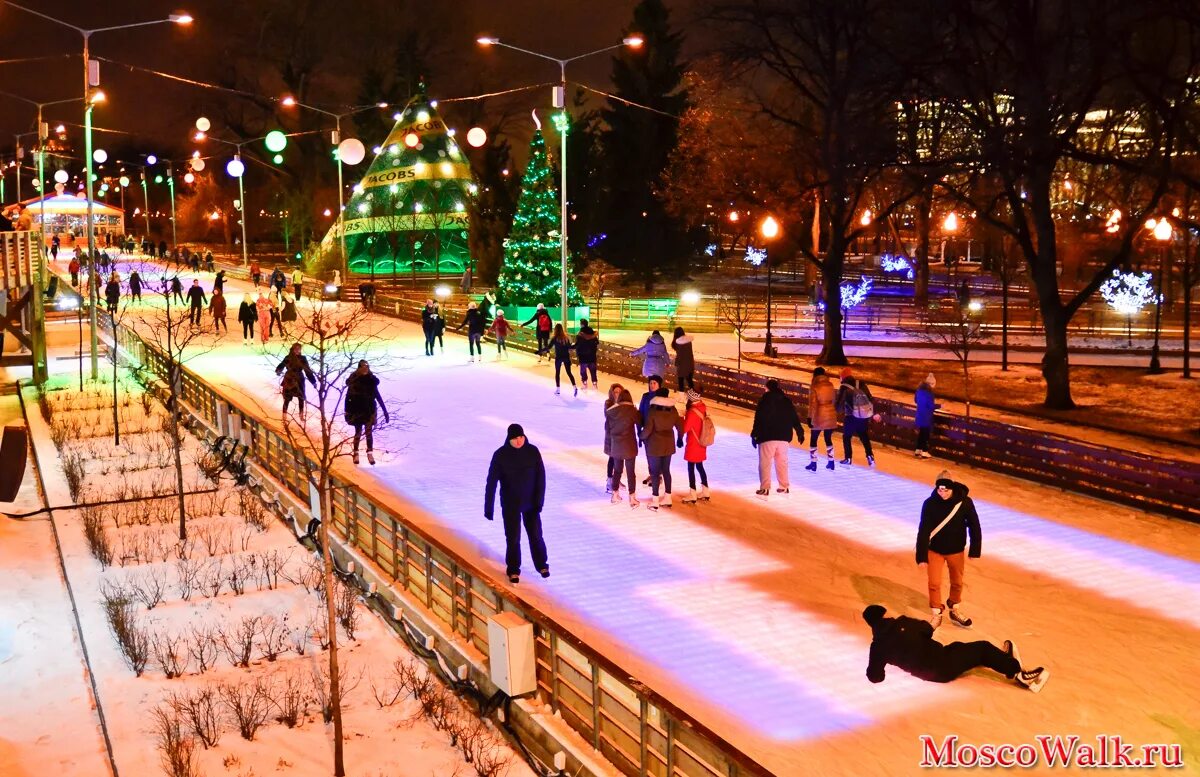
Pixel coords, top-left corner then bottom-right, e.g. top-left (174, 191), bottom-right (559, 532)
top-left (0, 0), bottom-right (681, 165)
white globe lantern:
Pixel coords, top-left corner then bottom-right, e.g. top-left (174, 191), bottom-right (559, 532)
top-left (226, 158), bottom-right (245, 178)
top-left (195, 116), bottom-right (211, 132)
top-left (54, 169), bottom-right (69, 184)
top-left (191, 158), bottom-right (206, 172)
top-left (118, 176), bottom-right (130, 187)
top-left (93, 149), bottom-right (108, 163)
top-left (337, 137), bottom-right (366, 165)
top-left (466, 127), bottom-right (488, 148)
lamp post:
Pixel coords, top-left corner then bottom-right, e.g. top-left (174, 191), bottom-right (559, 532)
top-left (1150, 218), bottom-right (1172, 374)
top-left (760, 215), bottom-right (781, 356)
top-left (165, 160), bottom-right (177, 248)
top-left (477, 34), bottom-right (643, 327)
top-left (2, 2), bottom-right (192, 380)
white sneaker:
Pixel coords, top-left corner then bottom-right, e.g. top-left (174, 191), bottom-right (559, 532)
top-left (1016, 667), bottom-right (1050, 693)
top-left (681, 489), bottom-right (698, 504)
top-left (930, 607), bottom-right (944, 629)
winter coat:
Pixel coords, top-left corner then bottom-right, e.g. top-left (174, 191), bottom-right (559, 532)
top-left (237, 301), bottom-right (257, 324)
top-left (544, 337), bottom-right (574, 362)
top-left (638, 389), bottom-right (656, 430)
top-left (186, 286), bottom-right (207, 307)
top-left (213, 271), bottom-right (225, 292)
top-left (681, 400), bottom-right (709, 463)
top-left (281, 298), bottom-right (297, 322)
top-left (345, 372), bottom-right (386, 426)
top-left (866, 613), bottom-right (945, 683)
top-left (421, 305), bottom-right (437, 333)
top-left (836, 377), bottom-right (874, 417)
top-left (640, 396), bottom-right (682, 457)
top-left (250, 262), bottom-right (261, 277)
top-left (484, 439), bottom-right (546, 518)
top-left (68, 259), bottom-right (80, 274)
top-left (915, 483), bottom-right (982, 564)
top-left (275, 352), bottom-right (316, 399)
top-left (808, 375), bottom-right (838, 431)
top-left (129, 272), bottom-right (142, 295)
top-left (170, 277), bottom-right (183, 295)
top-left (605, 401), bottom-right (640, 460)
top-left (575, 326), bottom-right (599, 363)
top-left (751, 386), bottom-right (805, 444)
top-left (256, 298), bottom-right (272, 333)
top-left (522, 309), bottom-right (552, 332)
top-left (915, 384), bottom-right (938, 428)
top-left (630, 333), bottom-right (670, 378)
top-left (458, 308), bottom-right (486, 335)
top-left (270, 269), bottom-right (286, 288)
top-left (104, 281), bottom-right (120, 308)
top-left (291, 269), bottom-right (303, 285)
top-left (489, 317), bottom-right (510, 337)
top-left (672, 335), bottom-right (695, 377)
top-left (209, 294), bottom-right (227, 319)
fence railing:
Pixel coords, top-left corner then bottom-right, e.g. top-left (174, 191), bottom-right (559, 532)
top-left (113, 324), bottom-right (774, 777)
top-left (374, 294), bottom-right (1199, 522)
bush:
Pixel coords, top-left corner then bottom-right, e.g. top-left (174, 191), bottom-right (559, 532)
top-left (218, 677), bottom-right (272, 740)
top-left (169, 686), bottom-right (223, 749)
top-left (100, 583), bottom-right (149, 676)
top-left (81, 508), bottom-right (114, 566)
top-left (150, 703), bottom-right (201, 777)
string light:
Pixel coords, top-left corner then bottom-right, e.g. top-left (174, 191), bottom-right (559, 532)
top-left (1101, 269), bottom-right (1156, 316)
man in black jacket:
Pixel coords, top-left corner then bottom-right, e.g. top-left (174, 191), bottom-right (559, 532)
top-left (836, 368), bottom-right (877, 465)
top-left (485, 424), bottom-right (549, 583)
top-left (456, 302), bottom-right (486, 362)
top-left (575, 319), bottom-right (599, 389)
top-left (750, 379), bottom-right (805, 498)
top-left (862, 605), bottom-right (1048, 692)
top-left (186, 279), bottom-right (208, 326)
top-left (917, 471), bottom-right (982, 629)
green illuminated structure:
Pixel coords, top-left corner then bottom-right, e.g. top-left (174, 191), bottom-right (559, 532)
top-left (321, 88), bottom-right (476, 277)
top-left (496, 129), bottom-right (581, 308)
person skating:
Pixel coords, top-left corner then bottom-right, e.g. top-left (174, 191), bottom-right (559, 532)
top-left (914, 374), bottom-right (939, 458)
top-left (806, 367), bottom-right (838, 472)
top-left (213, 269), bottom-right (226, 294)
top-left (488, 309), bottom-right (510, 358)
top-left (104, 273), bottom-right (121, 316)
top-left (275, 342), bottom-right (316, 422)
top-left (630, 329), bottom-right (670, 379)
top-left (540, 324), bottom-right (577, 395)
top-left (671, 327), bottom-right (695, 391)
top-left (157, 239), bottom-right (167, 261)
top-left (680, 388), bottom-right (712, 503)
top-left (209, 288), bottom-right (227, 334)
top-left (50, 234), bottom-right (60, 262)
top-left (522, 303), bottom-right (553, 360)
top-left (605, 388), bottom-right (641, 508)
top-left (421, 300), bottom-right (438, 356)
top-left (280, 290), bottom-right (298, 331)
top-left (480, 290), bottom-right (496, 328)
top-left (917, 471), bottom-right (982, 629)
top-left (484, 423), bottom-right (549, 583)
top-left (255, 293), bottom-right (272, 344)
top-left (433, 303), bottom-right (447, 351)
top-left (456, 301), bottom-right (486, 362)
top-left (68, 255), bottom-right (80, 287)
top-left (345, 360), bottom-right (389, 465)
top-left (169, 275), bottom-right (184, 305)
top-left (750, 379), bottom-right (805, 498)
top-left (861, 605), bottom-right (1048, 692)
top-left (204, 249), bottom-right (215, 272)
top-left (640, 386), bottom-right (682, 509)
top-left (635, 374), bottom-right (664, 487)
top-left (268, 295), bottom-right (285, 338)
top-left (575, 318), bottom-right (599, 389)
top-left (188, 248), bottom-right (199, 273)
top-left (128, 268), bottom-right (142, 302)
top-left (249, 259), bottom-right (262, 288)
top-left (186, 279), bottom-right (207, 326)
top-left (236, 294), bottom-right (256, 342)
top-left (836, 368), bottom-right (879, 465)
top-left (270, 267), bottom-right (287, 299)
top-left (291, 267), bottom-right (304, 299)
top-left (603, 382), bottom-right (625, 492)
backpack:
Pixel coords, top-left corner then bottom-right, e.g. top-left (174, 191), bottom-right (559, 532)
top-left (851, 385), bottom-right (874, 419)
top-left (698, 413), bottom-right (717, 447)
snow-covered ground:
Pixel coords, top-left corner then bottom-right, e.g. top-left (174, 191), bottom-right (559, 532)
top-left (33, 255), bottom-right (1200, 775)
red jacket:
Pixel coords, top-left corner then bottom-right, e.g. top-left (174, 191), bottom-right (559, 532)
top-left (681, 401), bottom-right (708, 463)
top-left (489, 317), bottom-right (510, 337)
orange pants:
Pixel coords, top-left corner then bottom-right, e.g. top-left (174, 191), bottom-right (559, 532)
top-left (927, 551), bottom-right (965, 609)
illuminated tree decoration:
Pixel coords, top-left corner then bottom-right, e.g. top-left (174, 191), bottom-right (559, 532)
top-left (880, 253), bottom-right (915, 280)
top-left (1100, 269), bottom-right (1155, 315)
top-left (819, 277), bottom-right (874, 311)
top-left (496, 129), bottom-right (581, 307)
top-left (744, 246), bottom-right (767, 266)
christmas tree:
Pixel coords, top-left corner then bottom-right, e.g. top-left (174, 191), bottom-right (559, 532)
top-left (319, 83), bottom-right (476, 277)
top-left (496, 129), bottom-right (581, 307)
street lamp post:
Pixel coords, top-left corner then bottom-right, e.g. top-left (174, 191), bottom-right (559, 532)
top-left (477, 34), bottom-right (643, 327)
top-left (1150, 218), bottom-right (1172, 374)
top-left (2, 1), bottom-right (192, 379)
top-left (760, 215), bottom-right (781, 356)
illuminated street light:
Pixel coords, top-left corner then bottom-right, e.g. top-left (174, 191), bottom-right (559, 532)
top-left (760, 215), bottom-right (781, 354)
top-left (1149, 217), bottom-right (1173, 373)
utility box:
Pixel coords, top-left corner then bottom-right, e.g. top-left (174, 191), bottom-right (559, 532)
top-left (487, 612), bottom-right (536, 697)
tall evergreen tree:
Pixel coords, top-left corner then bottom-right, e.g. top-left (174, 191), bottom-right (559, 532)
top-left (497, 129), bottom-right (582, 306)
top-left (598, 0), bottom-right (691, 280)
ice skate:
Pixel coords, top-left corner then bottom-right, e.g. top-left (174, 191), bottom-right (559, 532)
top-left (367, 452), bottom-right (376, 465)
top-left (805, 461), bottom-right (818, 472)
top-left (555, 387), bottom-right (561, 395)
top-left (840, 458), bottom-right (852, 465)
top-left (468, 355), bottom-right (474, 363)
top-left (611, 492), bottom-right (623, 504)
top-left (1016, 667), bottom-right (1049, 693)
top-left (776, 487), bottom-right (789, 495)
top-left (352, 451), bottom-right (360, 465)
top-left (628, 494), bottom-right (640, 508)
top-left (1003, 639), bottom-right (1021, 667)
top-left (698, 486), bottom-right (710, 501)
top-left (867, 455), bottom-right (876, 466)
top-left (573, 386), bottom-right (578, 397)
top-left (930, 607), bottom-right (944, 629)
top-left (507, 573), bottom-right (520, 584)
top-left (948, 604), bottom-right (972, 628)
top-left (539, 567), bottom-right (550, 579)
top-left (606, 481), bottom-right (613, 494)
top-left (681, 489), bottom-right (698, 504)
top-left (826, 459), bottom-right (835, 471)
top-left (647, 495), bottom-right (660, 511)
top-left (660, 493), bottom-right (673, 508)
top-left (755, 488), bottom-right (769, 499)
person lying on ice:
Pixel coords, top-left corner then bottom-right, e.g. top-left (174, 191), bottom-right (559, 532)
top-left (861, 605), bottom-right (1049, 692)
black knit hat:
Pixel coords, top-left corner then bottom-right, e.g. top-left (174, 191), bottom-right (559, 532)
top-left (506, 423), bottom-right (525, 441)
top-left (862, 605), bottom-right (886, 625)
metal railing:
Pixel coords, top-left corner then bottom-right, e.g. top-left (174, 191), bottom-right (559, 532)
top-left (112, 324), bottom-right (774, 777)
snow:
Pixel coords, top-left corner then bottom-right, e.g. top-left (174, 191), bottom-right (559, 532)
top-left (20, 256), bottom-right (1200, 776)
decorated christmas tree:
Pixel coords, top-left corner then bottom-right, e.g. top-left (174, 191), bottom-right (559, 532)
top-left (496, 128), bottom-right (581, 307)
top-left (319, 83), bottom-right (476, 277)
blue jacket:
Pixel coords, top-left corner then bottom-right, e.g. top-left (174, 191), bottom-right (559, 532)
top-left (914, 384), bottom-right (938, 428)
top-left (630, 333), bottom-right (669, 378)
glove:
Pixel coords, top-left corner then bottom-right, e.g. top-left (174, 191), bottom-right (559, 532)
top-left (751, 437), bottom-right (758, 449)
top-left (676, 437), bottom-right (684, 449)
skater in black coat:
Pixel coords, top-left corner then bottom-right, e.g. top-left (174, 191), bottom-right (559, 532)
top-left (456, 302), bottom-right (486, 361)
top-left (420, 300), bottom-right (437, 356)
top-left (917, 471), bottom-right (982, 629)
top-left (168, 275), bottom-right (184, 305)
top-left (186, 279), bottom-right (207, 326)
top-left (345, 360), bottom-right (388, 465)
top-left (750, 379), bottom-right (805, 497)
top-left (539, 324), bottom-right (577, 395)
top-left (862, 605), bottom-right (1048, 692)
top-left (275, 343), bottom-right (316, 421)
top-left (128, 270), bottom-right (142, 302)
top-left (237, 294), bottom-right (257, 342)
top-left (484, 423), bottom-right (549, 583)
top-left (575, 319), bottom-right (600, 388)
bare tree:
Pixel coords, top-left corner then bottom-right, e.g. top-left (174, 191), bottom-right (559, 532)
top-left (716, 288), bottom-right (759, 370)
top-left (918, 303), bottom-right (990, 426)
